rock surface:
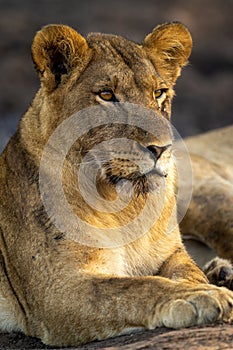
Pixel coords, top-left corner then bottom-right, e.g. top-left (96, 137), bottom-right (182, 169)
top-left (0, 324), bottom-right (233, 349)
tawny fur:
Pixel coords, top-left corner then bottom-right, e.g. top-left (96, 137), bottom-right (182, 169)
top-left (0, 22), bottom-right (233, 347)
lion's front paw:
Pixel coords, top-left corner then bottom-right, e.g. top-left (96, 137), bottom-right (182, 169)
top-left (161, 285), bottom-right (233, 328)
top-left (203, 257), bottom-right (233, 290)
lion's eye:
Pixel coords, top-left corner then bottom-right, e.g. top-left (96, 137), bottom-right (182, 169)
top-left (99, 90), bottom-right (116, 102)
top-left (153, 89), bottom-right (167, 100)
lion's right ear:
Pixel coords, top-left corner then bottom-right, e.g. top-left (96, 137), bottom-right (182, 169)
top-left (142, 22), bottom-right (192, 85)
top-left (31, 24), bottom-right (91, 91)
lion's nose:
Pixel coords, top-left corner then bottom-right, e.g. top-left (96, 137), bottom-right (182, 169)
top-left (147, 144), bottom-right (171, 160)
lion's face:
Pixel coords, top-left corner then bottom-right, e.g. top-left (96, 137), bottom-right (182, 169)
top-left (30, 23), bottom-right (192, 199)
top-left (65, 34), bottom-right (173, 118)
top-left (72, 113), bottom-right (173, 197)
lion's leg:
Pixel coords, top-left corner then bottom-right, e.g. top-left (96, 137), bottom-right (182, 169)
top-left (167, 240), bottom-right (233, 290)
top-left (37, 276), bottom-right (233, 346)
top-left (180, 181), bottom-right (233, 289)
top-left (27, 251), bottom-right (233, 346)
top-left (0, 289), bottom-right (22, 333)
top-left (181, 181), bottom-right (233, 260)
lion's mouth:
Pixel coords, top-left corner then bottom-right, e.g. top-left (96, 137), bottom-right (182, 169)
top-left (107, 167), bottom-right (166, 183)
top-left (105, 164), bottom-right (168, 195)
top-left (82, 141), bottom-right (172, 195)
top-left (104, 143), bottom-right (171, 192)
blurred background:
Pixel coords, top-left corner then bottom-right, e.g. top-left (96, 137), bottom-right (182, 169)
top-left (0, 0), bottom-right (232, 152)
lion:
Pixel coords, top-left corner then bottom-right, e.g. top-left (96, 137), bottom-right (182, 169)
top-left (0, 22), bottom-right (233, 347)
top-left (180, 125), bottom-right (233, 287)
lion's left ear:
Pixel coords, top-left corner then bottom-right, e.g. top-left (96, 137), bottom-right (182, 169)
top-left (143, 22), bottom-right (192, 84)
top-left (32, 24), bottom-right (91, 91)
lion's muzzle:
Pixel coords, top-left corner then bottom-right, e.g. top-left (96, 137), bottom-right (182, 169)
top-left (90, 138), bottom-right (172, 185)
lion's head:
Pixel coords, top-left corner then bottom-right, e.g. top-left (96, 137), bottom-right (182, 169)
top-left (30, 22), bottom-right (192, 119)
top-left (19, 23), bottom-right (192, 245)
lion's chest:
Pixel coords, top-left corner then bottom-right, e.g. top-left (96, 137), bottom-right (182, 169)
top-left (86, 234), bottom-right (176, 277)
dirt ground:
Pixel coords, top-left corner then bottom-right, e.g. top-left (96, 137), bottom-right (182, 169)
top-left (0, 0), bottom-right (233, 349)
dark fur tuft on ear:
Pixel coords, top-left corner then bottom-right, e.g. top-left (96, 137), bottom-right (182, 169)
top-left (32, 24), bottom-right (92, 91)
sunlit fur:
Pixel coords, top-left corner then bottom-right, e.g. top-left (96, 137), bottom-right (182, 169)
top-left (0, 23), bottom-right (232, 347)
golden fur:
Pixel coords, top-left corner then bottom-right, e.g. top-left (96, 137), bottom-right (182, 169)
top-left (0, 23), bottom-right (233, 346)
top-left (180, 126), bottom-right (233, 285)
top-left (181, 126), bottom-right (233, 259)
